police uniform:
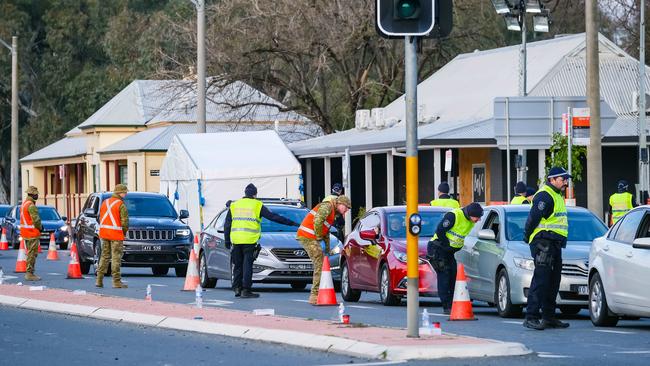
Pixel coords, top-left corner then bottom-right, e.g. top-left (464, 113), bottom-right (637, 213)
top-left (96, 184), bottom-right (129, 288)
top-left (609, 180), bottom-right (635, 225)
top-left (21, 186), bottom-right (43, 281)
top-left (427, 204), bottom-right (482, 313)
top-left (510, 195), bottom-right (530, 205)
top-left (523, 169), bottom-right (571, 330)
top-left (297, 195), bottom-right (351, 304)
top-left (431, 182), bottom-right (460, 208)
top-left (224, 183), bottom-right (298, 298)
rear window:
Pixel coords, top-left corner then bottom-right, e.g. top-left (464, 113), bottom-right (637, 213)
top-left (386, 211), bottom-right (446, 239)
top-left (123, 196), bottom-right (177, 218)
top-left (16, 207), bottom-right (61, 221)
top-left (506, 210), bottom-right (607, 242)
top-left (261, 206), bottom-right (308, 233)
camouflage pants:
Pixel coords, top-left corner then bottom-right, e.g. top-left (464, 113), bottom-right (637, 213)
top-left (25, 238), bottom-right (40, 274)
top-left (297, 237), bottom-right (323, 297)
top-left (97, 240), bottom-right (124, 284)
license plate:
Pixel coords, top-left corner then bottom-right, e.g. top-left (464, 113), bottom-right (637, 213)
top-left (577, 285), bottom-right (589, 295)
top-left (142, 245), bottom-right (162, 251)
top-left (289, 264), bottom-right (312, 270)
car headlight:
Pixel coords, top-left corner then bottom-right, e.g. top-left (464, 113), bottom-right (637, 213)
top-left (513, 257), bottom-right (535, 271)
top-left (329, 245), bottom-right (341, 255)
top-left (60, 225), bottom-right (69, 231)
top-left (392, 250), bottom-right (425, 264)
top-left (175, 229), bottom-right (191, 237)
top-left (258, 247), bottom-right (270, 256)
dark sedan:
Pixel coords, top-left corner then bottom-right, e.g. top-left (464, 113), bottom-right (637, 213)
top-left (0, 205), bottom-right (10, 227)
top-left (1, 205), bottom-right (70, 249)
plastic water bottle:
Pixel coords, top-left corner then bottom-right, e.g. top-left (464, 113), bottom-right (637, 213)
top-left (195, 285), bottom-right (203, 308)
top-left (421, 309), bottom-right (431, 329)
top-left (145, 284), bottom-right (152, 301)
top-left (338, 303), bottom-right (345, 323)
top-left (0, 269), bottom-right (4, 285)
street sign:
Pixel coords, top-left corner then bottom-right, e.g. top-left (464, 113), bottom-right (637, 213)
top-left (572, 107), bottom-right (590, 146)
top-left (562, 113), bottom-right (569, 136)
top-left (444, 149), bottom-right (452, 172)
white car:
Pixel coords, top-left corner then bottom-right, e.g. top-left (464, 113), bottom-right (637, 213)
top-left (589, 206), bottom-right (650, 326)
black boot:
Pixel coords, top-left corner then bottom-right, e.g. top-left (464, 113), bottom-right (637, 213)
top-left (234, 287), bottom-right (242, 297)
top-left (543, 318), bottom-right (570, 329)
top-left (240, 289), bottom-right (260, 298)
top-left (523, 318), bottom-right (546, 330)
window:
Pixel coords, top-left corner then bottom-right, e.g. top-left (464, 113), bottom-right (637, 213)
top-left (215, 210), bottom-right (228, 231)
top-left (92, 165), bottom-right (99, 193)
top-left (91, 196), bottom-right (100, 213)
top-left (359, 213), bottom-right (381, 231)
top-left (119, 165), bottom-right (128, 185)
top-left (123, 196), bottom-right (176, 218)
top-left (506, 210), bottom-right (607, 242)
top-left (385, 211), bottom-right (445, 238)
top-left (607, 219), bottom-right (623, 239)
top-left (133, 162), bottom-right (138, 191)
top-left (482, 211), bottom-right (500, 242)
top-left (613, 209), bottom-right (645, 244)
top-left (260, 207), bottom-right (309, 233)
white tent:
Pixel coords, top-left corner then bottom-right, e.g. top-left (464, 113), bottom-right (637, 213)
top-left (160, 130), bottom-right (302, 232)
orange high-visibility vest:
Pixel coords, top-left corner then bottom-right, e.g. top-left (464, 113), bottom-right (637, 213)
top-left (99, 197), bottom-right (125, 241)
top-left (297, 202), bottom-right (336, 240)
top-left (20, 201), bottom-right (40, 239)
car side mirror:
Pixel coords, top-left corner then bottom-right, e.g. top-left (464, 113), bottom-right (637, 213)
top-left (478, 229), bottom-right (496, 241)
top-left (359, 228), bottom-right (379, 242)
top-left (61, 216), bottom-right (68, 222)
top-left (5, 217), bottom-right (15, 223)
top-left (632, 237), bottom-right (650, 250)
top-left (83, 208), bottom-right (96, 217)
top-left (179, 210), bottom-right (189, 220)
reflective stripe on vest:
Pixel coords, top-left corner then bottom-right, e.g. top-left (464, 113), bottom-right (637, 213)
top-left (99, 197), bottom-right (125, 241)
top-left (230, 198), bottom-right (263, 244)
top-left (609, 192), bottom-right (633, 224)
top-left (531, 185), bottom-right (568, 240)
top-left (20, 201), bottom-right (40, 239)
top-left (432, 208), bottom-right (475, 249)
top-left (297, 202), bottom-right (335, 239)
top-left (430, 198), bottom-right (460, 209)
top-left (510, 196), bottom-right (529, 205)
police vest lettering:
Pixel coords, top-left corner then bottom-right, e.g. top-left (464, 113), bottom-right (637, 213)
top-left (297, 202), bottom-right (335, 240)
top-left (510, 196), bottom-right (530, 205)
top-left (430, 198), bottom-right (460, 209)
top-left (531, 185), bottom-right (568, 240)
top-left (609, 192), bottom-right (633, 224)
top-left (230, 198), bottom-right (263, 245)
top-left (99, 197), bottom-right (125, 241)
top-left (20, 201), bottom-right (40, 239)
top-left (432, 208), bottom-right (474, 249)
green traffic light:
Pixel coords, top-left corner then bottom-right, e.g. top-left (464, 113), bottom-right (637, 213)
top-left (396, 0), bottom-right (420, 19)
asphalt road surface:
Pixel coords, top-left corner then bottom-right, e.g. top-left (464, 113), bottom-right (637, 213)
top-left (1, 250), bottom-right (650, 365)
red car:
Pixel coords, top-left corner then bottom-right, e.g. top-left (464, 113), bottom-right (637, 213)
top-left (340, 206), bottom-right (450, 306)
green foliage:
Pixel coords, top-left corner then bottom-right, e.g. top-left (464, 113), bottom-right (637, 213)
top-left (546, 133), bottom-right (587, 182)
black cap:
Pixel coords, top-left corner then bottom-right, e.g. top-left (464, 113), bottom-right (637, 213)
top-left (438, 182), bottom-right (450, 194)
top-left (245, 183), bottom-right (258, 197)
top-left (617, 179), bottom-right (629, 193)
top-left (515, 181), bottom-right (527, 194)
top-left (547, 167), bottom-right (572, 180)
top-left (331, 183), bottom-right (344, 196)
top-left (526, 187), bottom-right (536, 197)
top-left (465, 202), bottom-right (484, 218)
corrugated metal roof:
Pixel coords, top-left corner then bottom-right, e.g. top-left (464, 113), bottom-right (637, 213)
top-left (21, 136), bottom-right (88, 162)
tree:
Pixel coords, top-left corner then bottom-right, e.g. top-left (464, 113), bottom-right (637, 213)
top-left (546, 132), bottom-right (587, 182)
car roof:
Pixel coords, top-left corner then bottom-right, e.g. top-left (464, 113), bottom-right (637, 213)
top-left (485, 204), bottom-right (594, 213)
top-left (99, 191), bottom-right (166, 199)
top-left (374, 205), bottom-right (451, 214)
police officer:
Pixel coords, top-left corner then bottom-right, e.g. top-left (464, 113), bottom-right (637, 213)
top-left (427, 202), bottom-right (483, 314)
top-left (608, 180), bottom-right (636, 226)
top-left (21, 186), bottom-right (43, 281)
top-left (296, 195), bottom-right (351, 304)
top-left (511, 181), bottom-right (529, 204)
top-left (525, 187), bottom-right (536, 203)
top-left (96, 184), bottom-right (129, 288)
top-left (224, 184), bottom-right (299, 298)
top-left (430, 182), bottom-right (460, 208)
top-left (523, 167), bottom-right (572, 330)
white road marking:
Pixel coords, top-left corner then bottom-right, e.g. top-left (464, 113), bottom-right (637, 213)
top-left (538, 352), bottom-right (572, 358)
top-left (502, 321), bottom-right (522, 325)
top-left (615, 351), bottom-right (650, 354)
top-left (47, 273), bottom-right (62, 276)
top-left (428, 312), bottom-right (448, 317)
top-left (149, 284), bottom-right (167, 287)
top-left (595, 329), bottom-right (635, 335)
top-left (317, 361), bottom-right (406, 366)
top-left (347, 305), bottom-right (375, 309)
top-left (0, 275), bottom-right (18, 280)
top-left (186, 299), bottom-right (233, 307)
top-left (292, 299), bottom-right (310, 303)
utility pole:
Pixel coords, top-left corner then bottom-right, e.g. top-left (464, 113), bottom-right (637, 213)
top-left (640, 0), bottom-right (648, 204)
top-left (193, 0), bottom-right (206, 133)
top-left (517, 11), bottom-right (527, 184)
top-left (1, 36), bottom-right (19, 205)
top-left (586, 0), bottom-right (603, 218)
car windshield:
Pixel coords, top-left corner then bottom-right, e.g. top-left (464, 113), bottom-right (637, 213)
top-left (123, 196), bottom-right (177, 218)
top-left (261, 206), bottom-right (308, 233)
top-left (506, 210), bottom-right (607, 242)
top-left (16, 207), bottom-right (61, 221)
top-left (385, 212), bottom-right (446, 238)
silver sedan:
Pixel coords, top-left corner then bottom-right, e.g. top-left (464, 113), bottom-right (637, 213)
top-left (456, 205), bottom-right (607, 318)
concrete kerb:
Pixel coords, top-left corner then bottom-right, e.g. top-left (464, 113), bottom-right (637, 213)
top-left (0, 293), bottom-right (531, 361)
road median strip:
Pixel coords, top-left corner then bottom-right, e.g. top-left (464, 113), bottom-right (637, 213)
top-left (0, 284), bottom-right (530, 361)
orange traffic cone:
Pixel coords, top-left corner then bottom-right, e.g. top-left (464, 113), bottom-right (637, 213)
top-left (66, 242), bottom-right (83, 279)
top-left (0, 228), bottom-right (8, 250)
top-left (181, 248), bottom-right (200, 291)
top-left (15, 240), bottom-right (27, 273)
top-left (449, 263), bottom-right (476, 321)
top-left (193, 235), bottom-right (200, 256)
top-left (38, 240), bottom-right (42, 253)
top-left (316, 256), bottom-right (338, 306)
top-left (46, 233), bottom-right (59, 261)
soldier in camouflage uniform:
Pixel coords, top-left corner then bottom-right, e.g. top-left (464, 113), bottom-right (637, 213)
top-left (21, 186), bottom-right (43, 281)
top-left (297, 195), bottom-right (351, 304)
top-left (96, 184), bottom-right (130, 288)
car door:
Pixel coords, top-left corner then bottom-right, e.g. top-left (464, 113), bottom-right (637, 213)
top-left (460, 210), bottom-right (489, 296)
top-left (620, 209), bottom-right (650, 309)
top-left (354, 213), bottom-right (382, 288)
top-left (606, 209), bottom-right (645, 306)
top-left (473, 210), bottom-right (505, 297)
top-left (5, 207), bottom-right (17, 242)
top-left (201, 213), bottom-right (219, 273)
top-left (212, 210), bottom-right (231, 278)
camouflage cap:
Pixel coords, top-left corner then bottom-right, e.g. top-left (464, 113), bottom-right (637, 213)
top-left (114, 184), bottom-right (128, 194)
top-left (336, 195), bottom-right (351, 208)
top-left (25, 186), bottom-right (39, 195)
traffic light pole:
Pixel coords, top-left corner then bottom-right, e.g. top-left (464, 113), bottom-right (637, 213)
top-left (405, 35), bottom-right (420, 338)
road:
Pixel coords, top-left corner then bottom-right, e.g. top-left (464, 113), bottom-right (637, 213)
top-left (1, 250), bottom-right (650, 365)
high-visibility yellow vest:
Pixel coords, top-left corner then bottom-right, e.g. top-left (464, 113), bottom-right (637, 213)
top-left (609, 192), bottom-right (633, 224)
top-left (531, 185), bottom-right (568, 241)
top-left (430, 198), bottom-right (460, 209)
top-left (511, 195), bottom-right (530, 205)
top-left (229, 198), bottom-right (263, 245)
top-left (432, 208), bottom-right (475, 249)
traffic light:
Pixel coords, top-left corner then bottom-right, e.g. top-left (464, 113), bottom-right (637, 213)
top-left (376, 0), bottom-right (435, 37)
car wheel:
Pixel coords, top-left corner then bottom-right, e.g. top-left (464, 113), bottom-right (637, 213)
top-left (495, 269), bottom-right (523, 318)
top-left (175, 265), bottom-right (188, 277)
top-left (290, 282), bottom-right (307, 290)
top-left (12, 236), bottom-right (18, 250)
top-left (152, 266), bottom-right (169, 276)
top-left (79, 259), bottom-right (91, 275)
top-left (59, 241), bottom-right (68, 250)
top-left (379, 263), bottom-right (401, 306)
top-left (559, 305), bottom-right (582, 316)
top-left (93, 241), bottom-right (111, 276)
top-left (199, 252), bottom-right (217, 288)
top-left (589, 272), bottom-right (619, 327)
top-left (340, 260), bottom-right (361, 302)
